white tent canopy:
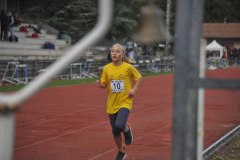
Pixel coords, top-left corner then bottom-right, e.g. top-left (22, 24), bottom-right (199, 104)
top-left (205, 40), bottom-right (224, 58)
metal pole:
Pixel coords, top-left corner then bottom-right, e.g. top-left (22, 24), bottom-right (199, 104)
top-left (197, 39), bottom-right (206, 160)
top-left (0, 113), bottom-right (15, 160)
top-left (0, 1), bottom-right (113, 160)
top-left (0, 0), bottom-right (113, 108)
top-left (165, 0), bottom-right (171, 56)
top-left (173, 0), bottom-right (204, 160)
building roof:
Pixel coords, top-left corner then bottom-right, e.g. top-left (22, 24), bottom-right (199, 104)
top-left (202, 23), bottom-right (240, 38)
top-left (206, 40), bottom-right (223, 50)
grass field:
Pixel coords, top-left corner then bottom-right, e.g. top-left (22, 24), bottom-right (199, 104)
top-left (0, 71), bottom-right (172, 92)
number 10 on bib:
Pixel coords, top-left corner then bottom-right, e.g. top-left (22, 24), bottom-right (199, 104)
top-left (110, 80), bottom-right (124, 93)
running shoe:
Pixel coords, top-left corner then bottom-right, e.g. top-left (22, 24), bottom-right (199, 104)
top-left (124, 124), bottom-right (133, 145)
top-left (115, 150), bottom-right (127, 160)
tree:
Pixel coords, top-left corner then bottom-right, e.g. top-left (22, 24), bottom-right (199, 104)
top-left (107, 0), bottom-right (144, 42)
top-left (204, 0), bottom-right (238, 22)
top-left (7, 0), bottom-right (240, 44)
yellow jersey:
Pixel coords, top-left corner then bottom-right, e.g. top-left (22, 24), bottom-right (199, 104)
top-left (101, 62), bottom-right (142, 114)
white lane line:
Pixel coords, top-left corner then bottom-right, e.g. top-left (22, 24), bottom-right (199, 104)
top-left (17, 106), bottom-right (99, 127)
top-left (15, 121), bottom-right (109, 151)
top-left (88, 148), bottom-right (116, 160)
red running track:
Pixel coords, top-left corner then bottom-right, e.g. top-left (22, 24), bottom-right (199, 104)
top-left (13, 68), bottom-right (240, 160)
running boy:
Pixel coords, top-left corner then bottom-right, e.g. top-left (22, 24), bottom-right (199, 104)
top-left (96, 43), bottom-right (142, 160)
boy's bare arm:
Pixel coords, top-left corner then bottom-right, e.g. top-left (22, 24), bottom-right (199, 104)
top-left (128, 77), bottom-right (142, 97)
top-left (95, 80), bottom-right (107, 88)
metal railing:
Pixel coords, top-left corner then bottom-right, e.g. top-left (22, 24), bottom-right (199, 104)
top-left (1, 0), bottom-right (240, 160)
top-left (0, 0), bottom-right (113, 160)
top-left (203, 125), bottom-right (240, 159)
top-left (173, 1), bottom-right (240, 160)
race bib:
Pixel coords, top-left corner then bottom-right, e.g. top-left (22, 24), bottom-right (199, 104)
top-left (110, 80), bottom-right (124, 93)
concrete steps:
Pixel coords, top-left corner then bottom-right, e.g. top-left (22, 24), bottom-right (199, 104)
top-left (17, 37), bottom-right (68, 46)
top-left (0, 41), bottom-right (43, 50)
top-left (0, 48), bottom-right (67, 60)
top-left (0, 22), bottom-right (75, 80)
top-left (12, 23), bottom-right (48, 35)
top-left (11, 22), bottom-right (70, 49)
top-left (14, 31), bottom-right (57, 40)
top-left (0, 41), bottom-right (70, 49)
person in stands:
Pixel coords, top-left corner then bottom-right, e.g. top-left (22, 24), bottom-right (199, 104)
top-left (7, 11), bottom-right (15, 41)
top-left (0, 10), bottom-right (9, 41)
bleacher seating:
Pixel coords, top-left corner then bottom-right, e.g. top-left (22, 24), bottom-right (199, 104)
top-left (0, 21), bottom-right (176, 83)
top-left (0, 22), bottom-right (70, 54)
top-left (0, 22), bottom-right (72, 82)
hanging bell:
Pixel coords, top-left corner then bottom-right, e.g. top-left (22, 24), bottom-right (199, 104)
top-left (134, 3), bottom-right (171, 44)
